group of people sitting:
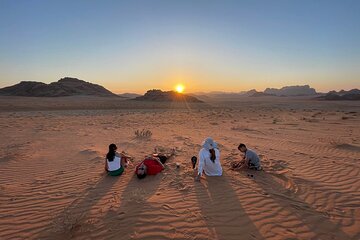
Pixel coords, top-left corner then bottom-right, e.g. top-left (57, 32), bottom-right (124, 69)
top-left (104, 137), bottom-right (262, 180)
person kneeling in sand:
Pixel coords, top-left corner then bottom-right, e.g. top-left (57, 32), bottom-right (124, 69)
top-left (135, 153), bottom-right (173, 179)
top-left (232, 143), bottom-right (261, 171)
top-left (195, 137), bottom-right (223, 181)
top-left (105, 143), bottom-right (129, 176)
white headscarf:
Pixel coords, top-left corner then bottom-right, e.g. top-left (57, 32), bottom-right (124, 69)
top-left (202, 137), bottom-right (218, 150)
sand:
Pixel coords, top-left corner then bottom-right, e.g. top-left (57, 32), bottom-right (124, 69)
top-left (0, 96), bottom-right (359, 240)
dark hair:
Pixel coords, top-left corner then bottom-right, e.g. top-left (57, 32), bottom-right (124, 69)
top-left (106, 143), bottom-right (117, 162)
top-left (238, 143), bottom-right (246, 149)
top-left (209, 149), bottom-right (216, 163)
top-left (137, 172), bottom-right (147, 179)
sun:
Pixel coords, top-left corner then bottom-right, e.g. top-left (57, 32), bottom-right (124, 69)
top-left (175, 84), bottom-right (185, 93)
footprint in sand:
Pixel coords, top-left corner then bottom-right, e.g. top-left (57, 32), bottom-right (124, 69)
top-left (79, 149), bottom-right (99, 155)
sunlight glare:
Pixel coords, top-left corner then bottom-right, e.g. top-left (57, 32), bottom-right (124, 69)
top-left (175, 84), bottom-right (185, 93)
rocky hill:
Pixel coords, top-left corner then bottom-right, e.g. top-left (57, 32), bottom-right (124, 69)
top-left (0, 77), bottom-right (118, 97)
top-left (264, 85), bottom-right (317, 96)
top-left (320, 89), bottom-right (360, 100)
top-left (133, 89), bottom-right (203, 102)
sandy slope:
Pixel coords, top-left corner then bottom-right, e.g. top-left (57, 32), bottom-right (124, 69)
top-left (0, 97), bottom-right (359, 240)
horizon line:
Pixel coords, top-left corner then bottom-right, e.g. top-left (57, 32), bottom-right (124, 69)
top-left (0, 78), bottom-right (358, 95)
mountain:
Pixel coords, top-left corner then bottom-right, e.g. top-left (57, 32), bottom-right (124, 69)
top-left (264, 85), bottom-right (317, 96)
top-left (249, 90), bottom-right (276, 97)
top-left (192, 86), bottom-right (317, 99)
top-left (133, 89), bottom-right (203, 102)
top-left (320, 89), bottom-right (360, 101)
top-left (191, 90), bottom-right (258, 100)
top-left (118, 93), bottom-right (142, 99)
top-left (327, 89), bottom-right (360, 96)
top-left (244, 89), bottom-right (257, 95)
top-left (0, 77), bottom-right (118, 97)
top-left (196, 91), bottom-right (247, 98)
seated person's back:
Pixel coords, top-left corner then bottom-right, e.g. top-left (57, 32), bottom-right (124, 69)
top-left (107, 155), bottom-right (122, 171)
top-left (105, 143), bottom-right (127, 176)
top-left (198, 147), bottom-right (222, 176)
top-left (196, 137), bottom-right (223, 180)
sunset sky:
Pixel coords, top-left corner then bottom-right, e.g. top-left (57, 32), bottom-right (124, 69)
top-left (0, 0), bottom-right (359, 93)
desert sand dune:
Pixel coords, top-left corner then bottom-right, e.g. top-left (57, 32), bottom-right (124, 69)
top-left (0, 97), bottom-right (359, 240)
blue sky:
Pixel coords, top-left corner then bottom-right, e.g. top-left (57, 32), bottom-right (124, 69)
top-left (0, 0), bottom-right (359, 93)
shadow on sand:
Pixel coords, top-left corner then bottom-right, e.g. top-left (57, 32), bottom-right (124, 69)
top-left (194, 173), bottom-right (264, 240)
top-left (102, 173), bottom-right (163, 239)
top-left (37, 172), bottom-right (121, 239)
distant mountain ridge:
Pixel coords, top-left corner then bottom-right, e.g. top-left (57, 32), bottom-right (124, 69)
top-left (0, 77), bottom-right (118, 97)
top-left (133, 89), bottom-right (203, 102)
top-left (192, 85), bottom-right (317, 99)
top-left (328, 89), bottom-right (360, 96)
top-left (264, 85), bottom-right (317, 96)
top-left (249, 90), bottom-right (275, 97)
top-left (320, 89), bottom-right (360, 101)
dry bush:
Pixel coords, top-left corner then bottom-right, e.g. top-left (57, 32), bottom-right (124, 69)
top-left (134, 129), bottom-right (152, 139)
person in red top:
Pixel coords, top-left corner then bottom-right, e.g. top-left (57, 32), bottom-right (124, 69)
top-left (135, 154), bottom-right (171, 179)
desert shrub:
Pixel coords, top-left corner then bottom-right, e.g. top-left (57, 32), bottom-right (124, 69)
top-left (135, 129), bottom-right (152, 138)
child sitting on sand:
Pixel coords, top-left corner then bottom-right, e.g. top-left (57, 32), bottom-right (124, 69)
top-left (135, 152), bottom-right (174, 179)
top-left (232, 143), bottom-right (261, 171)
top-left (105, 143), bottom-right (129, 176)
top-left (195, 137), bottom-right (223, 181)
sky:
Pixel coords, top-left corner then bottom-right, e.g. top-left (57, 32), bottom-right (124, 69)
top-left (0, 0), bottom-right (359, 93)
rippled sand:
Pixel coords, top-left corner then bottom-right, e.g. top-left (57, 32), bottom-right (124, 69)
top-left (0, 96), bottom-right (359, 240)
